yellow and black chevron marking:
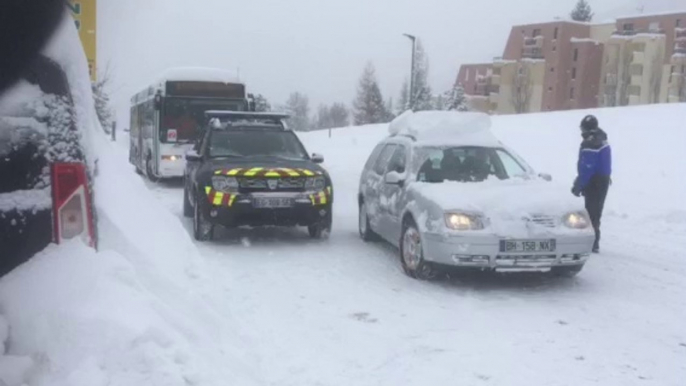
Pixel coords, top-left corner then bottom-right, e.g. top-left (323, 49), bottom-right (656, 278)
top-left (214, 167), bottom-right (322, 178)
top-left (205, 186), bottom-right (237, 207)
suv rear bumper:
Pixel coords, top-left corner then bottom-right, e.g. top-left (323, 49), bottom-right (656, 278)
top-left (422, 232), bottom-right (594, 272)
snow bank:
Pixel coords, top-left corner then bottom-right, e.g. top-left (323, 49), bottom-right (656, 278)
top-left (388, 110), bottom-right (498, 147)
top-left (0, 189), bottom-right (51, 213)
top-left (0, 12), bottom-right (261, 386)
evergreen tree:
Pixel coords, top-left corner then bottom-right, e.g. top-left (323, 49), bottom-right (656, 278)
top-left (444, 84), bottom-right (470, 111)
top-left (329, 103), bottom-right (350, 128)
top-left (352, 62), bottom-right (388, 125)
top-left (253, 94), bottom-right (271, 112)
top-left (570, 0), bottom-right (593, 22)
top-left (284, 92), bottom-right (310, 131)
top-left (315, 104), bottom-right (333, 129)
top-left (410, 40), bottom-right (433, 111)
top-left (397, 79), bottom-right (410, 114)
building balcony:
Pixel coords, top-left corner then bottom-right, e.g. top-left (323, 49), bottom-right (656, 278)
top-left (632, 51), bottom-right (645, 64)
top-left (491, 74), bottom-right (501, 85)
top-left (674, 41), bottom-right (686, 55)
top-left (523, 36), bottom-right (544, 47)
top-left (676, 28), bottom-right (686, 41)
top-left (613, 28), bottom-right (665, 37)
top-left (521, 47), bottom-right (544, 59)
top-left (489, 92), bottom-right (499, 104)
top-left (631, 74), bottom-right (643, 86)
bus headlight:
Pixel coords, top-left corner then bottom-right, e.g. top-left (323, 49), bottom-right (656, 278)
top-left (161, 155), bottom-right (182, 161)
top-left (212, 176), bottom-right (239, 192)
top-left (305, 176), bottom-right (326, 191)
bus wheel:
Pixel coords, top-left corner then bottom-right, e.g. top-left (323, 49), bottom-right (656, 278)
top-left (146, 156), bottom-right (159, 182)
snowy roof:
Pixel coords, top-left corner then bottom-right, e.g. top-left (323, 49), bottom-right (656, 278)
top-left (616, 10), bottom-right (686, 20)
top-left (388, 111), bottom-right (500, 147)
top-left (155, 67), bottom-right (242, 85)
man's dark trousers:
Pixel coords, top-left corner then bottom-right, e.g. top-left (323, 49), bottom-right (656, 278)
top-left (584, 175), bottom-right (610, 250)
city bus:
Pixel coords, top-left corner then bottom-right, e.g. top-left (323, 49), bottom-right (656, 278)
top-left (129, 68), bottom-right (248, 180)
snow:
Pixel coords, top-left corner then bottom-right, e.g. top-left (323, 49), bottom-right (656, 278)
top-left (571, 37), bottom-right (601, 44)
top-left (616, 9), bottom-right (686, 20)
top-left (0, 189), bottom-right (51, 213)
top-left (155, 67), bottom-right (241, 85)
top-left (0, 81), bottom-right (44, 117)
top-left (388, 110), bottom-right (499, 147)
top-left (411, 178), bottom-right (589, 237)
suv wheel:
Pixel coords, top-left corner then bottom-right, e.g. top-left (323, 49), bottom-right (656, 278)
top-left (193, 192), bottom-right (214, 241)
top-left (359, 201), bottom-right (378, 242)
top-left (308, 209), bottom-right (332, 239)
top-left (183, 183), bottom-right (193, 218)
top-left (400, 218), bottom-right (438, 280)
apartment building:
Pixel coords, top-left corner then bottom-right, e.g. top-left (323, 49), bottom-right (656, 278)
top-left (457, 10), bottom-right (686, 114)
top-left (600, 12), bottom-right (686, 106)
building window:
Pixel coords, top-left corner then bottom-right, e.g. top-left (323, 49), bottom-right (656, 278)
top-left (533, 28), bottom-right (541, 37)
top-left (570, 87), bottom-right (575, 99)
top-left (473, 84), bottom-right (477, 93)
top-left (677, 19), bottom-right (682, 27)
top-left (649, 22), bottom-right (660, 31)
top-left (623, 23), bottom-right (634, 31)
top-left (574, 48), bottom-right (579, 61)
top-left (550, 67), bottom-right (555, 72)
top-left (572, 67), bottom-right (577, 79)
top-left (466, 69), bottom-right (471, 81)
top-left (554, 27), bottom-right (559, 39)
top-left (552, 45), bottom-right (557, 52)
top-left (548, 86), bottom-right (553, 92)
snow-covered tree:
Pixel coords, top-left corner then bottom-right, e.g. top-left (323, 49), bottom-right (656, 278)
top-left (443, 84), bottom-right (470, 111)
top-left (253, 94), bottom-right (271, 112)
top-left (352, 62), bottom-right (388, 125)
top-left (397, 79), bottom-right (410, 114)
top-left (284, 92), bottom-right (310, 131)
top-left (329, 103), bottom-right (350, 128)
top-left (314, 104), bottom-right (332, 130)
top-left (570, 0), bottom-right (594, 22)
top-left (92, 74), bottom-right (115, 134)
top-left (410, 40), bottom-right (433, 111)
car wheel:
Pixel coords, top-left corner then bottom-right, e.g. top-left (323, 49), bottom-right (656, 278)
top-left (146, 156), bottom-right (159, 182)
top-left (183, 183), bottom-right (193, 218)
top-left (193, 192), bottom-right (214, 242)
top-left (400, 218), bottom-right (438, 280)
top-left (551, 265), bottom-right (584, 278)
top-left (359, 200), bottom-right (379, 242)
top-left (308, 208), bottom-right (332, 239)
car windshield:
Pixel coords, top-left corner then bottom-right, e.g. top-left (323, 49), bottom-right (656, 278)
top-left (413, 146), bottom-right (527, 183)
top-left (208, 130), bottom-right (309, 160)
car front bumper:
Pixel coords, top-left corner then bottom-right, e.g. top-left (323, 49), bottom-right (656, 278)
top-left (199, 191), bottom-right (331, 228)
top-left (421, 232), bottom-right (594, 271)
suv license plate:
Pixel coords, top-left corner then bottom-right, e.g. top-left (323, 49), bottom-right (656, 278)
top-left (500, 239), bottom-right (556, 253)
top-left (253, 197), bottom-right (293, 209)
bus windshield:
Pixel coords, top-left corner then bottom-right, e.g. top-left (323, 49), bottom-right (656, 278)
top-left (161, 98), bottom-right (244, 143)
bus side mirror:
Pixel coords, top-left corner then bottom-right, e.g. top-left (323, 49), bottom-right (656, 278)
top-left (186, 150), bottom-right (201, 162)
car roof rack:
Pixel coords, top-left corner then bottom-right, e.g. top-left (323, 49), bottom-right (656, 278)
top-left (205, 111), bottom-right (291, 131)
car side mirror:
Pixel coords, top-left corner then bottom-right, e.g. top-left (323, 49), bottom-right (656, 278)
top-left (186, 150), bottom-right (201, 162)
top-left (311, 153), bottom-right (324, 164)
top-left (385, 171), bottom-right (405, 186)
top-left (539, 173), bottom-right (552, 182)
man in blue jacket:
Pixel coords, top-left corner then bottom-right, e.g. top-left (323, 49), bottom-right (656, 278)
top-left (572, 115), bottom-right (612, 253)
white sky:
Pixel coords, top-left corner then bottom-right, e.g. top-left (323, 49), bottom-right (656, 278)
top-left (99, 0), bottom-right (683, 125)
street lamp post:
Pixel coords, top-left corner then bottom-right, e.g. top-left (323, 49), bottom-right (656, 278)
top-left (403, 33), bottom-right (416, 110)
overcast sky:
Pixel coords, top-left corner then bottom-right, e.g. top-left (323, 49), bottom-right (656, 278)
top-left (99, 0), bottom-right (683, 124)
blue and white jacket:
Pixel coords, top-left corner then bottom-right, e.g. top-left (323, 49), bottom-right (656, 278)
top-left (576, 128), bottom-right (612, 190)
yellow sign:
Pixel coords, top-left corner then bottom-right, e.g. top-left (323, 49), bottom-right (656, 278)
top-left (68, 0), bottom-right (97, 82)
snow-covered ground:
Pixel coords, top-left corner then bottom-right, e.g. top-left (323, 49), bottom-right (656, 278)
top-left (137, 104), bottom-right (686, 386)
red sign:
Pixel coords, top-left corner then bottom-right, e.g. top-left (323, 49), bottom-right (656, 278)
top-left (50, 163), bottom-right (96, 248)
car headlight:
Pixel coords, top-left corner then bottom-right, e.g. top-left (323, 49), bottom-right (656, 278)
top-left (212, 176), bottom-right (239, 192)
top-left (305, 176), bottom-right (326, 191)
top-left (563, 211), bottom-right (590, 229)
top-left (444, 212), bottom-right (485, 231)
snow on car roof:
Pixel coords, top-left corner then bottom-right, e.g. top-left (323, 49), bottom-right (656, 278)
top-left (156, 67), bottom-right (242, 84)
top-left (389, 110), bottom-right (501, 147)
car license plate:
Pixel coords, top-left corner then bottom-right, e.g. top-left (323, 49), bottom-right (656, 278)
top-left (253, 197), bottom-right (293, 208)
top-left (500, 239), bottom-right (556, 253)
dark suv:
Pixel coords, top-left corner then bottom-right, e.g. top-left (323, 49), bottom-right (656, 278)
top-left (183, 111), bottom-right (333, 241)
